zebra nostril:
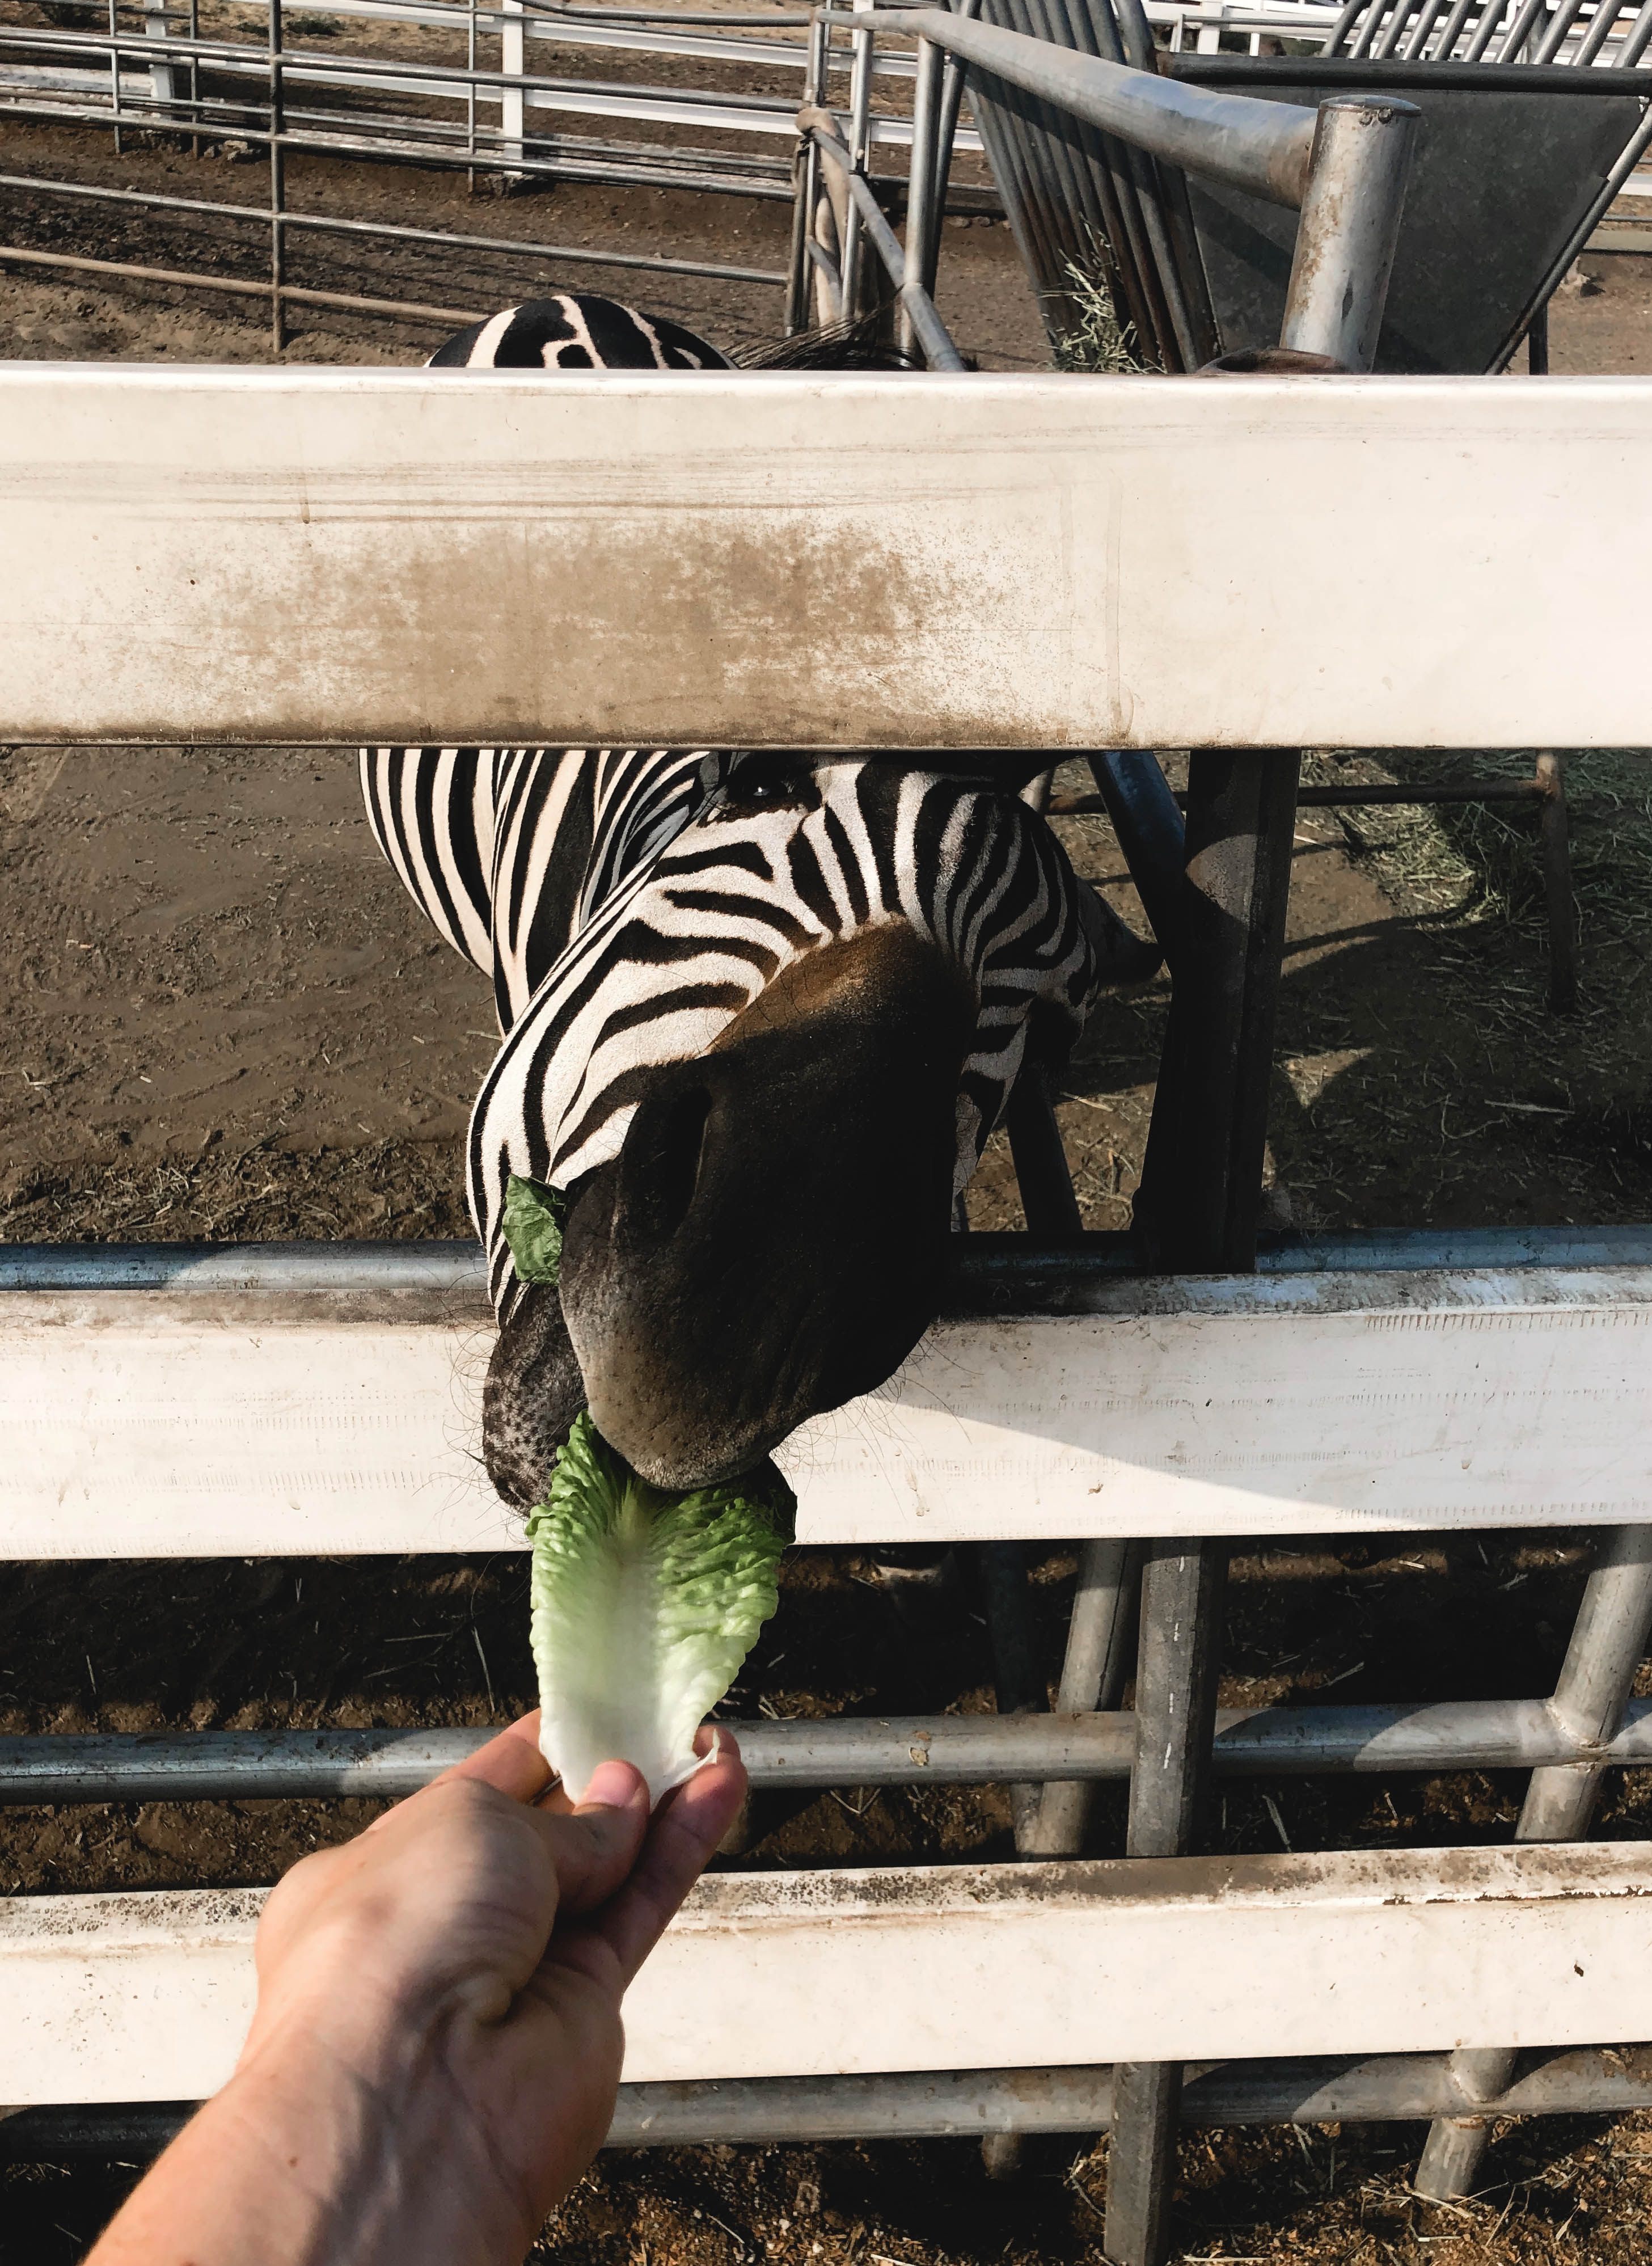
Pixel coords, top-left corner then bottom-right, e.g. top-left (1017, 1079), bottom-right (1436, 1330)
top-left (619, 1082), bottom-right (712, 1250)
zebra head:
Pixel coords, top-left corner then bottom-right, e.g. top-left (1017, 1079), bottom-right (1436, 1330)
top-left (475, 754), bottom-right (1151, 1497)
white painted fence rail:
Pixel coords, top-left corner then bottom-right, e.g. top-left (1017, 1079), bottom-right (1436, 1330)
top-left (4, 368), bottom-right (1652, 750)
top-left (5, 1844), bottom-right (1649, 2106)
top-left (3, 1256), bottom-right (1652, 1556)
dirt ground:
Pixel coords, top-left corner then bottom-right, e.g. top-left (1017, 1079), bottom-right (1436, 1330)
top-left (5, 68), bottom-right (1652, 2266)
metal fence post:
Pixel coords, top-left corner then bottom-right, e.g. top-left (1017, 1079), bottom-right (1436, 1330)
top-left (1105, 1539), bottom-right (1228, 2266)
top-left (501, 0), bottom-right (525, 179)
top-left (899, 34), bottom-right (944, 360)
top-left (1416, 1525), bottom-right (1652, 2200)
top-left (1280, 94), bottom-right (1419, 370)
top-left (145, 0), bottom-right (178, 115)
top-left (268, 0), bottom-right (285, 352)
top-left (1021, 1537), bottom-right (1140, 1858)
top-left (839, 0), bottom-right (877, 320)
top-left (786, 11), bottom-right (831, 334)
top-left (1133, 753), bottom-right (1301, 1273)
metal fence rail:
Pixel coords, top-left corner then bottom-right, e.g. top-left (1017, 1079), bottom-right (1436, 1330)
top-left (0, 0), bottom-right (976, 343)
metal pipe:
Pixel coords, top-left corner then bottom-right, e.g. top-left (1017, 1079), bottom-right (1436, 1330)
top-left (1416, 1525), bottom-right (1652, 2200)
top-left (1428, 0), bottom-right (1486, 57)
top-left (838, 7), bottom-right (874, 318)
top-left (787, 7), bottom-right (831, 331)
top-left (1022, 1535), bottom-right (1139, 1856)
top-left (855, 7), bottom-right (1316, 205)
top-left (1083, 751), bottom-right (1188, 968)
top-left (1279, 94), bottom-right (1418, 371)
top-left (269, 0), bottom-right (286, 352)
top-left (927, 0), bottom-right (978, 298)
top-left (1577, 0), bottom-right (1632, 63)
top-left (9, 1696), bottom-right (1652, 1804)
top-left (898, 31), bottom-right (943, 358)
top-left (10, 1219), bottom-right (1652, 1298)
top-left (1108, 1539), bottom-right (1228, 2266)
top-left (0, 88), bottom-right (802, 202)
top-left (1533, 0), bottom-right (1591, 61)
top-left (805, 120), bottom-right (967, 365)
top-left (7, 2046), bottom-right (1652, 2163)
top-left (1054, 780), bottom-right (1553, 815)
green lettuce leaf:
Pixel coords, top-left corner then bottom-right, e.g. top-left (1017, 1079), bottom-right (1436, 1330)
top-left (528, 1412), bottom-right (795, 1807)
top-left (502, 1174), bottom-right (569, 1287)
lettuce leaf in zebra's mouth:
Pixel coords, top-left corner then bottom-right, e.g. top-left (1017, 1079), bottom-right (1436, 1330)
top-left (501, 1172), bottom-right (569, 1288)
top-left (527, 1411), bottom-right (795, 1808)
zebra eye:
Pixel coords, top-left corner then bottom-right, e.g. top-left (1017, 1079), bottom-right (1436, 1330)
top-left (719, 762), bottom-right (820, 816)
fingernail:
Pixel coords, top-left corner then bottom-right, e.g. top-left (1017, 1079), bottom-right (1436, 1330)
top-left (583, 1759), bottom-right (647, 1811)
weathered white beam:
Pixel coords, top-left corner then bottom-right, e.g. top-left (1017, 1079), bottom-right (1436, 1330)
top-left (3, 1843), bottom-right (1648, 2105)
top-left (2, 1261), bottom-right (1650, 1556)
top-left (3, 368), bottom-right (1651, 749)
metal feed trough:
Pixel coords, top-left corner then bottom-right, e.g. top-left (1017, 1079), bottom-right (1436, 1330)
top-left (3, 69), bottom-right (1652, 2262)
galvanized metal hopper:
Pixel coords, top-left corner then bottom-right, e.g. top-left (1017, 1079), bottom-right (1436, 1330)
top-left (962, 0), bottom-right (1652, 370)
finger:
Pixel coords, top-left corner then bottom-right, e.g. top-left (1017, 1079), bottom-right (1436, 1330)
top-left (574, 1732), bottom-right (746, 1987)
top-left (528, 1759), bottom-right (651, 1917)
top-left (427, 1711), bottom-right (552, 1805)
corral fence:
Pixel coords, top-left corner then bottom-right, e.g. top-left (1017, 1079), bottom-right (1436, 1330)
top-left (3, 36), bottom-right (1652, 2266)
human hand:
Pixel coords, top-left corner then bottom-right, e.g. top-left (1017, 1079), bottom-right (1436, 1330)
top-left (230, 1714), bottom-right (746, 2261)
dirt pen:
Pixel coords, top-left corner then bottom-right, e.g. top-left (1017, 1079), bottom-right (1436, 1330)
top-left (3, 352), bottom-right (1652, 2266)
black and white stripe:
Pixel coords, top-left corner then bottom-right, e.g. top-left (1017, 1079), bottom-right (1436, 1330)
top-left (365, 752), bottom-right (1102, 1318)
top-left (427, 294), bottom-right (733, 373)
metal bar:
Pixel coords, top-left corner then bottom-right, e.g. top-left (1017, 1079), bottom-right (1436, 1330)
top-left (856, 6), bottom-right (1316, 204)
top-left (1533, 0), bottom-right (1591, 60)
top-left (6, 2045), bottom-right (1652, 2162)
top-left (1083, 752), bottom-right (1189, 968)
top-left (1106, 1539), bottom-right (1229, 2266)
top-left (1054, 780), bottom-right (1552, 814)
top-left (838, 9), bottom-right (874, 318)
top-left (1491, 0), bottom-right (1554, 58)
top-left (1417, 1525), bottom-right (1652, 2199)
top-left (0, 242), bottom-right (489, 323)
top-left (1528, 299), bottom-right (1551, 372)
top-left (0, 94), bottom-right (801, 199)
top-left (1022, 1537), bottom-right (1139, 1856)
top-left (898, 34), bottom-right (941, 356)
top-left (1428, 0), bottom-right (1485, 54)
top-left (1324, 0), bottom-right (1370, 49)
top-left (1536, 751), bottom-right (1578, 1012)
top-left (1462, 0), bottom-right (1512, 57)
top-left (1279, 93), bottom-right (1417, 370)
top-left (0, 178), bottom-right (790, 281)
top-left (106, 0), bottom-right (121, 153)
top-left (787, 7), bottom-right (830, 331)
top-left (269, 0), bottom-right (285, 352)
top-left (0, 242), bottom-right (775, 324)
top-left (1134, 753), bottom-right (1299, 1275)
top-left (1576, 0), bottom-right (1630, 60)
top-left (806, 121), bottom-right (969, 364)
top-left (9, 1221), bottom-right (1652, 1298)
top-left (1398, 0), bottom-right (1451, 54)
top-left (12, 1694), bottom-right (1652, 1803)
top-left (1616, 0), bottom-right (1652, 60)
top-left (927, 0), bottom-right (978, 297)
